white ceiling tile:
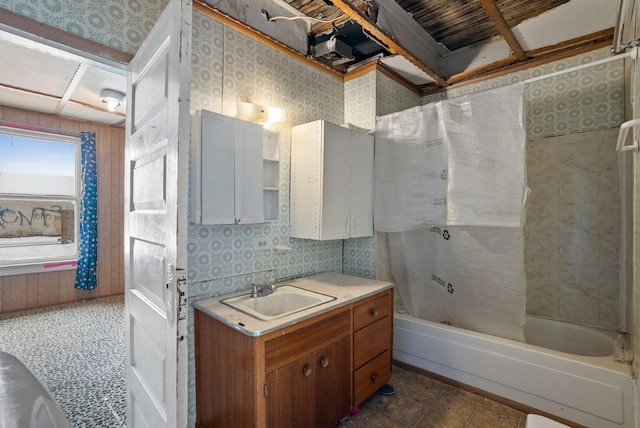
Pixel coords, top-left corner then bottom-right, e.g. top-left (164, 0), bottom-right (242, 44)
top-left (0, 86), bottom-right (59, 115)
top-left (513, 0), bottom-right (616, 52)
top-left (61, 102), bottom-right (125, 126)
top-left (73, 67), bottom-right (127, 114)
top-left (0, 38), bottom-right (80, 97)
top-left (380, 55), bottom-right (435, 86)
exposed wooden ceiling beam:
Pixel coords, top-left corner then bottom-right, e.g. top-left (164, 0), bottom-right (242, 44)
top-left (527, 27), bottom-right (614, 57)
top-left (476, 0), bottom-right (527, 61)
top-left (420, 30), bottom-right (614, 95)
top-left (328, 0), bottom-right (448, 87)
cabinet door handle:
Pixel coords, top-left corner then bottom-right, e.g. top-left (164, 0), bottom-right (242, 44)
top-left (370, 307), bottom-right (379, 317)
top-left (320, 357), bottom-right (330, 368)
top-left (302, 364), bottom-right (312, 376)
top-left (371, 373), bottom-right (378, 382)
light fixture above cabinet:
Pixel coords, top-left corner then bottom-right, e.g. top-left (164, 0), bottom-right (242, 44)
top-left (236, 101), bottom-right (284, 125)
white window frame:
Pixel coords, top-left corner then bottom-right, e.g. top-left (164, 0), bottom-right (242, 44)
top-left (0, 126), bottom-right (81, 276)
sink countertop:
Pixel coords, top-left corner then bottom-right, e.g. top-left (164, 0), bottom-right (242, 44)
top-left (193, 272), bottom-right (394, 336)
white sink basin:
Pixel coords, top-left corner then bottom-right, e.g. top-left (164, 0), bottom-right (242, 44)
top-left (221, 285), bottom-right (336, 320)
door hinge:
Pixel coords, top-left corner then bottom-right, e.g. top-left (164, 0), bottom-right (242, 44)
top-left (264, 384), bottom-right (268, 397)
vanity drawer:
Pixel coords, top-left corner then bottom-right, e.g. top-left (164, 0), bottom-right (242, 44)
top-left (353, 315), bottom-right (391, 368)
top-left (353, 292), bottom-right (391, 331)
top-left (265, 308), bottom-right (350, 372)
top-left (353, 350), bottom-right (391, 405)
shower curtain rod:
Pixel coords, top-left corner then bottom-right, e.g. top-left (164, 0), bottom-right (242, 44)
top-left (524, 48), bottom-right (637, 85)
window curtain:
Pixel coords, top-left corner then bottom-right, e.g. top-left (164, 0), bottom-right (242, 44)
top-left (74, 131), bottom-right (98, 290)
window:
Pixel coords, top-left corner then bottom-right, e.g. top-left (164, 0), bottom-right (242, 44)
top-left (0, 126), bottom-right (80, 267)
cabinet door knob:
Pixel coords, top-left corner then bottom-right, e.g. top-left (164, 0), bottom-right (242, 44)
top-left (302, 364), bottom-right (312, 376)
top-left (370, 307), bottom-right (379, 317)
top-left (320, 357), bottom-right (330, 368)
top-left (371, 373), bottom-right (378, 382)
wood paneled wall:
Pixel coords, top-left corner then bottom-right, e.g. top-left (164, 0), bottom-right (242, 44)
top-left (0, 105), bottom-right (124, 313)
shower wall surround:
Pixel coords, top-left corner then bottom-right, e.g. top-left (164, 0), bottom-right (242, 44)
top-left (422, 47), bottom-right (624, 330)
top-left (526, 129), bottom-right (621, 329)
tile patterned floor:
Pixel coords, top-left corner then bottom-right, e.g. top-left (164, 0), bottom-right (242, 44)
top-left (1, 295), bottom-right (528, 428)
top-left (0, 296), bottom-right (126, 427)
top-left (342, 366), bottom-right (527, 428)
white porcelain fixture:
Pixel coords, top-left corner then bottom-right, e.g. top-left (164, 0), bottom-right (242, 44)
top-left (394, 312), bottom-right (634, 428)
top-left (525, 414), bottom-right (570, 428)
top-left (221, 285), bottom-right (336, 320)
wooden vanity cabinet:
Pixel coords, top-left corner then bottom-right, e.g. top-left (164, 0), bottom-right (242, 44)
top-left (266, 335), bottom-right (351, 427)
top-left (352, 290), bottom-right (393, 406)
top-left (194, 288), bottom-right (393, 428)
top-left (195, 306), bottom-right (352, 428)
top-left (264, 309), bottom-right (351, 428)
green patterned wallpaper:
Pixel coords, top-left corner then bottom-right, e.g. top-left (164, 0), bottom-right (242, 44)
top-left (1, 0), bottom-right (167, 54)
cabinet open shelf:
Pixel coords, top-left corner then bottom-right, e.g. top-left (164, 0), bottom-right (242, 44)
top-left (263, 130), bottom-right (280, 222)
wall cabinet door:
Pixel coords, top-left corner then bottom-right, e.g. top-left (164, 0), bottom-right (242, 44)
top-left (349, 130), bottom-right (374, 238)
top-left (290, 120), bottom-right (373, 240)
top-left (191, 109), bottom-right (263, 225)
top-left (318, 122), bottom-right (351, 239)
top-left (266, 336), bottom-right (351, 428)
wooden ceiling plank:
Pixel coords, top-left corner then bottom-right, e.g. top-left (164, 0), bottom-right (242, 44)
top-left (447, 55), bottom-right (518, 84)
top-left (328, 0), bottom-right (448, 86)
top-left (476, 0), bottom-right (527, 61)
top-left (310, 15), bottom-right (351, 35)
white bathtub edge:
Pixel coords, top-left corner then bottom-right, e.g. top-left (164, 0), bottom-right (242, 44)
top-left (394, 313), bottom-right (634, 428)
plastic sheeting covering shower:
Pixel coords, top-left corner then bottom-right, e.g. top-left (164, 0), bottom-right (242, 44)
top-left (375, 84), bottom-right (529, 342)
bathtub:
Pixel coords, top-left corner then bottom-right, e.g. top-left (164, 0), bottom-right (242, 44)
top-left (394, 312), bottom-right (634, 428)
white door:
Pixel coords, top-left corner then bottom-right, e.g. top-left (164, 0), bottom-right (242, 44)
top-left (124, 0), bottom-right (191, 426)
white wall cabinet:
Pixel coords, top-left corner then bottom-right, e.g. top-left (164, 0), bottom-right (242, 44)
top-left (191, 109), bottom-right (264, 225)
top-left (290, 120), bottom-right (373, 240)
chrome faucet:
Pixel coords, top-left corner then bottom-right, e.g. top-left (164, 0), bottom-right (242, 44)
top-left (250, 279), bottom-right (277, 298)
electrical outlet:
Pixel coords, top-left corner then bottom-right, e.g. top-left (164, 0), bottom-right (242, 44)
top-left (253, 237), bottom-right (271, 251)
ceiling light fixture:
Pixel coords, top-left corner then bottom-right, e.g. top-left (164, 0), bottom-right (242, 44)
top-left (99, 89), bottom-right (125, 112)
